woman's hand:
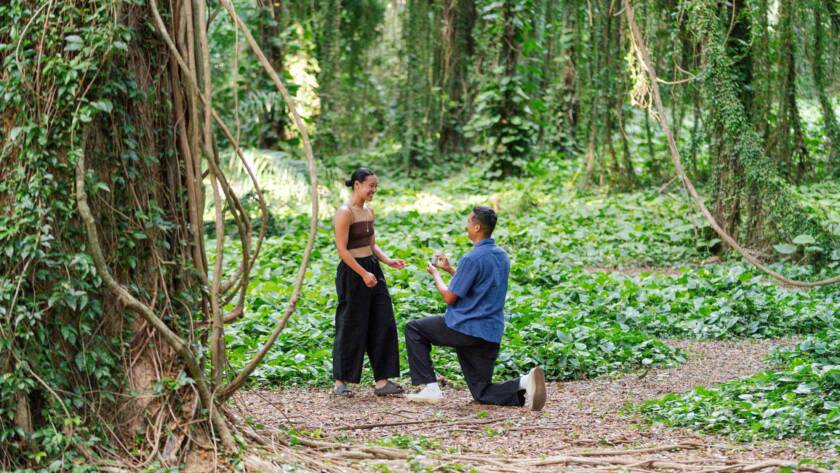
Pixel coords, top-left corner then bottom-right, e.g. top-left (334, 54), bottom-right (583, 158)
top-left (362, 271), bottom-right (378, 288)
top-left (385, 258), bottom-right (406, 269)
top-left (426, 262), bottom-right (439, 276)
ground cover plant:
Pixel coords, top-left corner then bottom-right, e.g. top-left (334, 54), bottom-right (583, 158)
top-left (641, 328), bottom-right (840, 453)
top-left (220, 167), bottom-right (840, 387)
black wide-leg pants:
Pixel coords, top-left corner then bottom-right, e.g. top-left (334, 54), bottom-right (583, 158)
top-left (333, 256), bottom-right (400, 383)
top-left (405, 316), bottom-right (524, 406)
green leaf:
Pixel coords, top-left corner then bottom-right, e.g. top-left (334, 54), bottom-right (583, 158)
top-left (792, 234), bottom-right (816, 245)
top-left (65, 35), bottom-right (84, 52)
top-left (91, 100), bottom-right (113, 113)
top-left (773, 243), bottom-right (797, 255)
top-left (8, 127), bottom-right (23, 142)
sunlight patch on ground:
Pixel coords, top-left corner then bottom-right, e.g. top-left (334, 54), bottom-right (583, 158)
top-left (378, 192), bottom-right (458, 214)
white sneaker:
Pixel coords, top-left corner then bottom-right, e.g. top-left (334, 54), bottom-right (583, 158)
top-left (406, 383), bottom-right (443, 404)
top-left (525, 367), bottom-right (546, 411)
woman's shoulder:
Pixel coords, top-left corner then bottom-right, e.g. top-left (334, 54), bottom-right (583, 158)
top-left (334, 205), bottom-right (353, 220)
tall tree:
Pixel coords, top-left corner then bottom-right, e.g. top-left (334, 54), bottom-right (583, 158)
top-left (750, 0), bottom-right (771, 141)
top-left (813, 0), bottom-right (840, 174)
top-left (400, 0), bottom-right (436, 171)
top-left (1, 0), bottom-right (317, 468)
top-left (772, 0), bottom-right (810, 182)
top-left (686, 0), bottom-right (827, 247)
top-left (315, 0), bottom-right (343, 156)
top-left (1, 1), bottom-right (233, 465)
top-left (437, 0), bottom-right (477, 156)
top-left (536, 0), bottom-right (576, 152)
top-left (467, 0), bottom-right (538, 178)
top-left (257, 0), bottom-right (290, 148)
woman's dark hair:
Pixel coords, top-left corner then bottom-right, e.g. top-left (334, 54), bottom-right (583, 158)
top-left (471, 205), bottom-right (497, 236)
top-left (345, 167), bottom-right (375, 188)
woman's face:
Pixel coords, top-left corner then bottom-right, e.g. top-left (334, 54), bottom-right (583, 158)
top-left (355, 175), bottom-right (378, 202)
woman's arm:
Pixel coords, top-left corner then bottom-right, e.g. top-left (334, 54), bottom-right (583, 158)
top-left (371, 235), bottom-right (405, 269)
top-left (334, 208), bottom-right (378, 287)
top-left (368, 208), bottom-right (405, 269)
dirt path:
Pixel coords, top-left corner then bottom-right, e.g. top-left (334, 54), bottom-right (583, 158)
top-left (237, 338), bottom-right (839, 470)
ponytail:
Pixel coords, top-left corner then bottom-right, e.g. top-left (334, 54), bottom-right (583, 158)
top-left (345, 167), bottom-right (375, 187)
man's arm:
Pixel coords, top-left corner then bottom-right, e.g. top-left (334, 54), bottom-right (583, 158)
top-left (426, 263), bottom-right (459, 305)
top-left (434, 252), bottom-right (456, 276)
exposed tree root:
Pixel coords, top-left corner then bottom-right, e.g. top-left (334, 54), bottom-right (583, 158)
top-left (225, 410), bottom-right (836, 473)
top-left (337, 416), bottom-right (510, 431)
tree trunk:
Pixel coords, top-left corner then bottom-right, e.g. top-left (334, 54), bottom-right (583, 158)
top-left (772, 0), bottom-right (810, 182)
top-left (400, 0), bottom-right (435, 172)
top-left (258, 0), bottom-right (289, 148)
top-left (687, 0), bottom-right (827, 248)
top-left (615, 11), bottom-right (638, 188)
top-left (0, 0), bottom-right (263, 466)
top-left (536, 0), bottom-right (556, 147)
top-left (437, 0), bottom-right (476, 156)
top-left (728, 0), bottom-right (754, 117)
top-left (751, 0), bottom-right (771, 142)
top-left (316, 0), bottom-right (343, 156)
top-left (813, 4), bottom-right (840, 175)
top-left (494, 0), bottom-right (526, 177)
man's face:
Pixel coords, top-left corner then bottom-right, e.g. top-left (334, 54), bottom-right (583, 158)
top-left (466, 212), bottom-right (481, 241)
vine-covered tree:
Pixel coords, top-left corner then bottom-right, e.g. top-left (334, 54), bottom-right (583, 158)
top-left (686, 0), bottom-right (829, 247)
top-left (3, 0), bottom-right (839, 469)
top-left (1, 0), bottom-right (316, 468)
top-left (466, 0), bottom-right (539, 177)
top-left (437, 0), bottom-right (477, 157)
top-left (812, 0), bottom-right (840, 174)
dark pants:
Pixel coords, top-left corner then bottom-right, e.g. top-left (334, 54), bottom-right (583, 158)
top-left (333, 256), bottom-right (400, 383)
top-left (405, 316), bottom-right (524, 406)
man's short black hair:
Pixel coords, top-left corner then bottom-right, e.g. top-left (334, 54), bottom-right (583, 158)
top-left (471, 206), bottom-right (497, 237)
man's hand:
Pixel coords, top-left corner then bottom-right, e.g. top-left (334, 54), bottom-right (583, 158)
top-left (386, 258), bottom-right (406, 269)
top-left (427, 262), bottom-right (458, 305)
top-left (362, 271), bottom-right (378, 288)
top-left (433, 252), bottom-right (454, 274)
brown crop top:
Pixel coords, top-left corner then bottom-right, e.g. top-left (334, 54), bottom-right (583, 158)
top-left (346, 206), bottom-right (374, 250)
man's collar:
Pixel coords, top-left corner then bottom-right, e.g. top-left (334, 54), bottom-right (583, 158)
top-left (474, 238), bottom-right (495, 248)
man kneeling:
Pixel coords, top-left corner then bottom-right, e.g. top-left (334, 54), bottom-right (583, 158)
top-left (405, 206), bottom-right (546, 410)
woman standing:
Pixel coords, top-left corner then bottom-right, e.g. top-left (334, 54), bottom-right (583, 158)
top-left (333, 168), bottom-right (405, 396)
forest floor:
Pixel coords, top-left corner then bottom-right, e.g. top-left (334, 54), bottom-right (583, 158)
top-left (236, 337), bottom-right (840, 472)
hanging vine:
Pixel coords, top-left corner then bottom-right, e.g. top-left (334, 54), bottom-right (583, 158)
top-left (624, 0), bottom-right (840, 289)
top-left (1, 0), bottom-right (317, 468)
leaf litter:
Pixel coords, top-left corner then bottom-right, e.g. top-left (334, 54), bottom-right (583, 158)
top-left (236, 337), bottom-right (839, 471)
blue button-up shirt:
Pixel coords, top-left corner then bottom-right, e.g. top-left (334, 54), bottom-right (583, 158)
top-left (444, 238), bottom-right (509, 344)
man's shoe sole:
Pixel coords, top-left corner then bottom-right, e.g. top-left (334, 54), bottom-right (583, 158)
top-left (529, 367), bottom-right (546, 411)
top-left (406, 395), bottom-right (442, 404)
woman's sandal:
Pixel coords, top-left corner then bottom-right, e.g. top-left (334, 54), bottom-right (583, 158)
top-left (334, 384), bottom-right (353, 396)
top-left (374, 380), bottom-right (404, 396)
